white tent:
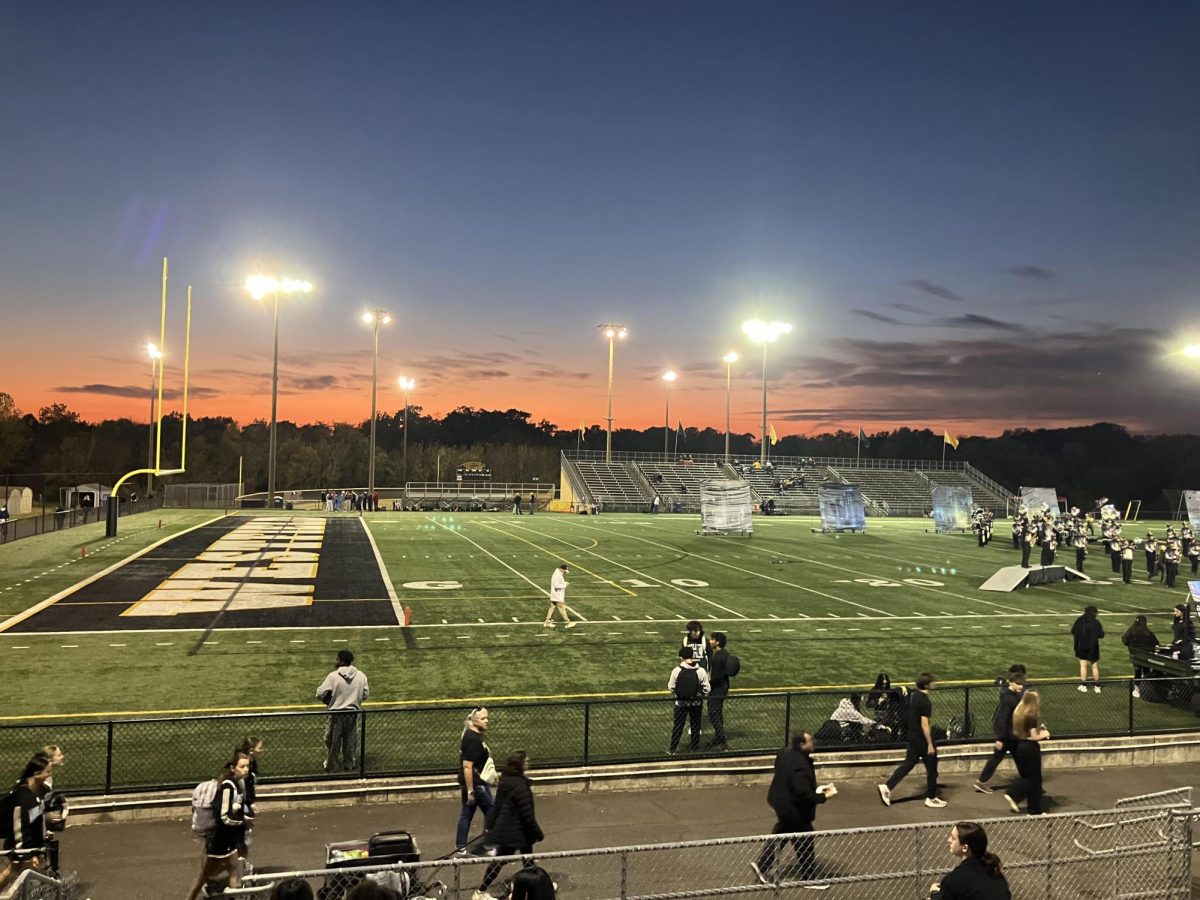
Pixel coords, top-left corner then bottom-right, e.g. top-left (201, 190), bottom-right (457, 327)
top-left (6, 486), bottom-right (32, 514)
top-left (62, 483), bottom-right (112, 509)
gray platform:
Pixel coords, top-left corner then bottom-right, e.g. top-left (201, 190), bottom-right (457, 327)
top-left (980, 563), bottom-right (1091, 592)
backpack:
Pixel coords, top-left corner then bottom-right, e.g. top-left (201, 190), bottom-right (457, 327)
top-left (725, 653), bottom-right (741, 677)
top-left (947, 713), bottom-right (974, 740)
top-left (191, 779), bottom-right (219, 834)
top-left (674, 666), bottom-right (701, 701)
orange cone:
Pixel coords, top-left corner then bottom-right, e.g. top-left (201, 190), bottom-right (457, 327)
top-left (80, 545), bottom-right (87, 558)
top-left (403, 606), bottom-right (412, 627)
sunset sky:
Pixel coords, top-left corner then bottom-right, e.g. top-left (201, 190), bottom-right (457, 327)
top-left (3, 3), bottom-right (1199, 437)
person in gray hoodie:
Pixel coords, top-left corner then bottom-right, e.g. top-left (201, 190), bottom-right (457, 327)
top-left (317, 650), bottom-right (370, 772)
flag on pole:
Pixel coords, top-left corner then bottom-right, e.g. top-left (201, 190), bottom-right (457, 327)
top-left (768, 423), bottom-right (779, 446)
top-left (944, 431), bottom-right (959, 450)
top-left (858, 426), bottom-right (868, 445)
top-left (579, 418), bottom-right (585, 440)
top-left (677, 420), bottom-right (686, 445)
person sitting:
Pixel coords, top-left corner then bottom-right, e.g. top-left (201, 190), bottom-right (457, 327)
top-left (830, 693), bottom-right (890, 742)
top-left (866, 673), bottom-right (892, 710)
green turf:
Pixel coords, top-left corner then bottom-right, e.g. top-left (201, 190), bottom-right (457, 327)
top-left (0, 511), bottom-right (1193, 721)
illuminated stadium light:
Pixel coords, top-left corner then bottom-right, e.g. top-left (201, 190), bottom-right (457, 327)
top-left (245, 272), bottom-right (314, 507)
top-left (1184, 344), bottom-right (1200, 359)
top-left (597, 323), bottom-right (629, 461)
top-left (742, 318), bottom-right (792, 465)
top-left (144, 343), bottom-right (163, 496)
top-left (398, 376), bottom-right (416, 484)
top-left (661, 371), bottom-right (677, 458)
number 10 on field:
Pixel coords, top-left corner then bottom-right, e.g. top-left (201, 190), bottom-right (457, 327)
top-left (619, 578), bottom-right (709, 588)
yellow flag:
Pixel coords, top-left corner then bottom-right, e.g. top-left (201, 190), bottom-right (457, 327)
top-left (944, 431), bottom-right (959, 449)
top-left (579, 417), bottom-right (585, 439)
top-left (769, 423), bottom-right (779, 446)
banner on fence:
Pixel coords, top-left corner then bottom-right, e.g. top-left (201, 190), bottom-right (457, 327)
top-left (818, 484), bottom-right (866, 531)
top-left (931, 485), bottom-right (972, 533)
top-left (1019, 486), bottom-right (1059, 514)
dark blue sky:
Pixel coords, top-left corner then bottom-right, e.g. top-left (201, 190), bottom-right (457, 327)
top-left (3, 2), bottom-right (1198, 434)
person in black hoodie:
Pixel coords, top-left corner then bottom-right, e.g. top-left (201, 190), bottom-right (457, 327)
top-left (927, 821), bottom-right (1010, 899)
top-left (1071, 606), bottom-right (1104, 694)
top-left (706, 632), bottom-right (738, 749)
top-left (972, 673), bottom-right (1025, 795)
top-left (1122, 616), bottom-right (1159, 698)
top-left (475, 751), bottom-right (543, 900)
top-left (1171, 604), bottom-right (1195, 659)
top-left (750, 731), bottom-right (835, 885)
top-left (0, 753), bottom-right (53, 874)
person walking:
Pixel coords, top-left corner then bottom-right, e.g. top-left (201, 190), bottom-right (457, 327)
top-left (543, 564), bottom-right (575, 628)
top-left (1071, 606), bottom-right (1104, 694)
top-left (0, 753), bottom-right (53, 876)
top-left (512, 493), bottom-right (522, 515)
top-left (528, 493), bottom-right (536, 515)
top-left (185, 751), bottom-right (252, 900)
top-left (972, 673), bottom-right (1025, 795)
top-left (750, 731), bottom-right (835, 887)
top-left (316, 650), bottom-right (370, 771)
top-left (1122, 616), bottom-right (1159, 698)
top-left (474, 751), bottom-right (543, 900)
top-left (878, 673), bottom-right (945, 808)
top-left (706, 632), bottom-right (739, 749)
top-left (927, 822), bottom-right (1011, 899)
top-left (236, 736), bottom-right (263, 860)
top-left (456, 707), bottom-right (495, 851)
top-left (1003, 691), bottom-right (1050, 815)
top-left (668, 647), bottom-right (710, 754)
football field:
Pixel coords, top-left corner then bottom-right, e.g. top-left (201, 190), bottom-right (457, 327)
top-left (0, 510), bottom-right (1187, 720)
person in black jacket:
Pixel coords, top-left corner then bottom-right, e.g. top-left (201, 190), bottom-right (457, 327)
top-left (0, 753), bottom-right (53, 874)
top-left (750, 731), bottom-right (835, 885)
top-left (1122, 616), bottom-right (1159, 698)
top-left (475, 751), bottom-right (543, 899)
top-left (706, 632), bottom-right (738, 749)
top-left (972, 673), bottom-right (1025, 794)
top-left (1071, 606), bottom-right (1105, 693)
top-left (1171, 604), bottom-right (1196, 659)
top-left (927, 821), bottom-right (1010, 899)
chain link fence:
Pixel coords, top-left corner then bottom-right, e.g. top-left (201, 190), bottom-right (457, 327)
top-left (0, 496), bottom-right (163, 545)
top-left (1, 680), bottom-right (1198, 794)
top-left (219, 799), bottom-right (1195, 899)
top-left (162, 482), bottom-right (240, 509)
top-left (0, 869), bottom-right (81, 900)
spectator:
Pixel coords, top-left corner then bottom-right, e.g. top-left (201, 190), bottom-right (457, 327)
top-left (0, 753), bottom-right (53, 874)
top-left (1122, 616), bottom-right (1159, 697)
top-left (878, 673), bottom-right (945, 809)
top-left (237, 736), bottom-right (263, 857)
top-left (973, 673), bottom-right (1025, 795)
top-left (668, 647), bottom-right (710, 754)
top-left (830, 693), bottom-right (890, 740)
top-left (1171, 604), bottom-right (1195, 659)
top-left (510, 865), bottom-right (556, 900)
top-left (682, 620), bottom-right (709, 671)
top-left (0, 504), bottom-right (8, 540)
top-left (346, 883), bottom-right (402, 900)
top-left (706, 631), bottom-right (739, 749)
top-left (39, 746), bottom-right (64, 791)
top-left (317, 650), bottom-right (369, 772)
top-left (475, 751), bottom-right (543, 900)
top-left (185, 751), bottom-right (252, 900)
top-left (456, 707), bottom-right (494, 850)
top-left (927, 822), bottom-right (1010, 899)
top-left (1071, 606), bottom-right (1105, 694)
top-left (865, 673), bottom-right (893, 710)
top-left (751, 731), bottom-right (835, 885)
top-left (269, 878), bottom-right (315, 900)
top-left (1004, 690), bottom-right (1050, 816)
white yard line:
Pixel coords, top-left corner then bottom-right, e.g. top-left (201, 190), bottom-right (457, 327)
top-left (426, 516), bottom-right (550, 598)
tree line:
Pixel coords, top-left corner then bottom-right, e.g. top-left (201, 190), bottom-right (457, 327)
top-left (1, 393), bottom-right (1197, 512)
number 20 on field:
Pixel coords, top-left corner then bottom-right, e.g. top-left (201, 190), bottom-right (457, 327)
top-left (854, 577), bottom-right (945, 587)
top-left (619, 578), bottom-right (709, 588)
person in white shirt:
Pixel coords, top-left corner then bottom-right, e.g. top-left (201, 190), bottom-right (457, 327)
top-left (544, 563), bottom-right (575, 628)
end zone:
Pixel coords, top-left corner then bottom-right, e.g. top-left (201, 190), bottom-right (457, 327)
top-left (0, 515), bottom-right (400, 634)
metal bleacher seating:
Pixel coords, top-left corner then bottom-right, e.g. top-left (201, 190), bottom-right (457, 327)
top-left (924, 468), bottom-right (1008, 511)
top-left (637, 461), bottom-right (726, 512)
top-left (828, 467), bottom-right (931, 516)
top-left (734, 463), bottom-right (820, 513)
top-left (572, 461), bottom-right (651, 511)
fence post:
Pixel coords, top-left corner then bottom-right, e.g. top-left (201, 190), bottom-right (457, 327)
top-left (783, 692), bottom-right (792, 746)
top-left (1127, 678), bottom-right (1134, 737)
top-left (359, 710), bottom-right (368, 778)
top-left (582, 701), bottom-right (591, 766)
top-left (619, 848), bottom-right (628, 900)
top-left (104, 721), bottom-right (114, 793)
top-left (963, 684), bottom-right (971, 738)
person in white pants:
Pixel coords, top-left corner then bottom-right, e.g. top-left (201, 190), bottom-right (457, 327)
top-left (544, 563), bottom-right (575, 627)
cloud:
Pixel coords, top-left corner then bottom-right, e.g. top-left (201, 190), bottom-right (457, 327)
top-left (904, 279), bottom-right (966, 302)
top-left (1008, 265), bottom-right (1057, 281)
top-left (291, 375), bottom-right (339, 391)
top-left (885, 303), bottom-right (931, 316)
top-left (852, 309), bottom-right (906, 325)
top-left (938, 314), bottom-right (1027, 333)
top-left (465, 370), bottom-right (509, 380)
top-left (54, 383), bottom-right (220, 400)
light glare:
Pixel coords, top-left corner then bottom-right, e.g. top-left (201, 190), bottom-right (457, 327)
top-left (662, 371), bottom-right (677, 383)
top-left (398, 376), bottom-right (416, 391)
top-left (723, 351), bottom-right (739, 364)
top-left (742, 319), bottom-right (793, 343)
top-left (1185, 345), bottom-right (1200, 359)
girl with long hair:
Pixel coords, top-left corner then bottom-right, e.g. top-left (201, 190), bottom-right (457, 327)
top-left (927, 821), bottom-right (1009, 898)
top-left (474, 751), bottom-right (544, 900)
top-left (0, 753), bottom-right (54, 876)
top-left (185, 751), bottom-right (252, 900)
top-left (1004, 690), bottom-right (1050, 815)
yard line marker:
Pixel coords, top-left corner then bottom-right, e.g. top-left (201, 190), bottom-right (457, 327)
top-left (848, 627), bottom-right (860, 631)
top-left (442, 619), bottom-right (448, 624)
top-left (61, 644), bottom-right (78, 648)
top-left (769, 614), bottom-right (780, 619)
top-left (675, 614), bottom-right (686, 619)
top-left (607, 632), bottom-right (622, 635)
top-left (109, 643), bottom-right (126, 647)
top-left (1001, 625), bottom-right (1013, 629)
top-left (375, 637), bottom-right (390, 641)
top-left (417, 637), bottom-right (431, 641)
top-left (643, 631), bottom-right (659, 634)
top-left (612, 615), bottom-right (622, 621)
top-left (247, 640), bottom-right (263, 644)
top-left (911, 627), bottom-right (923, 630)
top-left (497, 634), bottom-right (510, 639)
top-left (970, 625), bottom-right (984, 629)
top-left (456, 635), bottom-right (470, 639)
top-left (857, 612), bottom-right (869, 617)
top-left (11, 646), bottom-right (29, 650)
top-left (881, 628), bottom-right (892, 631)
top-left (290, 639), bottom-right (306, 643)
top-left (156, 642), bottom-right (174, 646)
top-left (940, 611), bottom-right (954, 616)
top-left (816, 629), bottom-right (827, 632)
top-left (477, 618), bottom-right (486, 623)
top-left (511, 617), bottom-right (520, 622)
top-left (912, 612), bottom-right (926, 617)
top-left (829, 613), bottom-right (840, 618)
top-left (782, 628), bottom-right (795, 632)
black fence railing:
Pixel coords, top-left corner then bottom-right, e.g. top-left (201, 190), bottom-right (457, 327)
top-left (3, 678), bottom-right (1196, 796)
top-left (0, 497), bottom-right (164, 545)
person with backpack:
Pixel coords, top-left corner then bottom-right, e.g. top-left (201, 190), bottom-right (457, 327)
top-left (186, 751), bottom-right (252, 900)
top-left (668, 646), bottom-right (710, 754)
top-left (706, 632), bottom-right (739, 749)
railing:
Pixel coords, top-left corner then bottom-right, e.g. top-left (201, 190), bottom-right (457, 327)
top-left (226, 798), bottom-right (1196, 899)
top-left (0, 868), bottom-right (80, 900)
top-left (6, 678), bottom-right (1197, 797)
top-left (963, 462), bottom-right (1014, 503)
top-left (0, 497), bottom-right (163, 545)
top-left (565, 449), bottom-right (971, 472)
top-left (558, 456), bottom-right (596, 509)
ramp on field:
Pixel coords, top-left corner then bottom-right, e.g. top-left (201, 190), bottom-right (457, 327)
top-left (980, 564), bottom-right (1091, 592)
top-left (1, 515), bottom-right (400, 633)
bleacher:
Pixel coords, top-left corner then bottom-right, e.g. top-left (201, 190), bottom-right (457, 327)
top-left (828, 467), bottom-right (931, 516)
top-left (572, 460), bottom-right (651, 511)
top-left (637, 460), bottom-right (726, 512)
top-left (735, 463), bottom-right (821, 513)
top-left (925, 468), bottom-right (1008, 511)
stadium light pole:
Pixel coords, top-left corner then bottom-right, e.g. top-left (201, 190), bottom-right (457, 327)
top-left (145, 343), bottom-right (163, 497)
top-left (742, 319), bottom-right (792, 466)
top-left (598, 324), bottom-right (628, 462)
top-left (246, 275), bottom-right (314, 509)
top-left (661, 371), bottom-right (676, 458)
top-left (398, 376), bottom-right (415, 489)
top-left (362, 308), bottom-right (392, 501)
top-left (722, 351), bottom-right (738, 464)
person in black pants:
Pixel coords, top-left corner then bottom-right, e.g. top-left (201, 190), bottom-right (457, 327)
top-left (1121, 616), bottom-right (1159, 698)
top-left (973, 673), bottom-right (1025, 794)
top-left (706, 632), bottom-right (738, 749)
top-left (751, 731), bottom-right (835, 885)
top-left (1004, 691), bottom-right (1050, 815)
top-left (667, 647), bottom-right (710, 754)
top-left (878, 673), bottom-right (945, 808)
top-left (1020, 530), bottom-right (1033, 568)
top-left (476, 751), bottom-right (543, 899)
top-left (1120, 540), bottom-right (1134, 584)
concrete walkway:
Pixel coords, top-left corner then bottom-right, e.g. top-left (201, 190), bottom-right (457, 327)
top-left (57, 758), bottom-right (1200, 899)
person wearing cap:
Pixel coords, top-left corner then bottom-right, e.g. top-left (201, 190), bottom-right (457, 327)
top-left (544, 563), bottom-right (575, 628)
